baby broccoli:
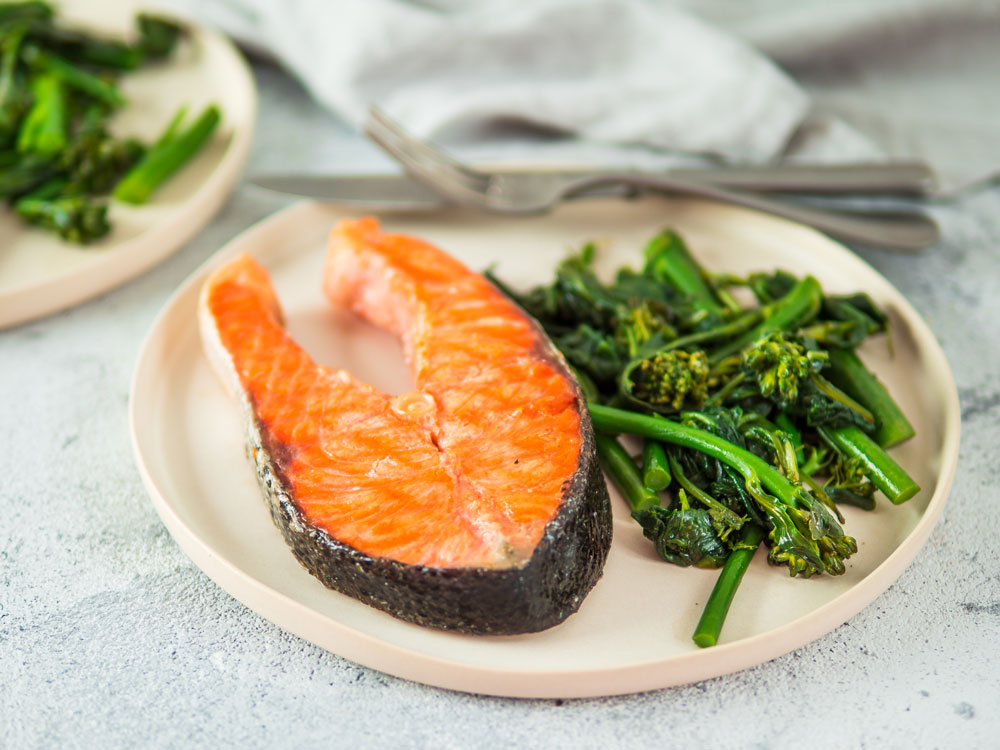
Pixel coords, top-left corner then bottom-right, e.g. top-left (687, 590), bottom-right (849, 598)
top-left (0, 3), bottom-right (212, 242)
top-left (135, 14), bottom-right (183, 61)
top-left (622, 349), bottom-right (710, 412)
top-left (613, 299), bottom-right (675, 357)
top-left (591, 403), bottom-right (857, 578)
top-left (593, 432), bottom-right (729, 569)
top-left (0, 151), bottom-right (54, 197)
top-left (632, 493), bottom-right (731, 569)
top-left (15, 72), bottom-right (66, 155)
top-left (491, 227), bottom-right (920, 643)
top-left (741, 331), bottom-right (827, 406)
top-left (14, 194), bottom-right (109, 243)
top-left (62, 115), bottom-right (145, 194)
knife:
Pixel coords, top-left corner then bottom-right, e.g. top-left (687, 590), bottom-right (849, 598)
top-left (249, 162), bottom-right (937, 209)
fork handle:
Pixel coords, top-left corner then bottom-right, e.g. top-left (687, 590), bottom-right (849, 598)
top-left (567, 174), bottom-right (940, 251)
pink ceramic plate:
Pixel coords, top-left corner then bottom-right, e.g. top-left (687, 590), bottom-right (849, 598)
top-left (130, 198), bottom-right (959, 698)
top-left (0, 0), bottom-right (256, 328)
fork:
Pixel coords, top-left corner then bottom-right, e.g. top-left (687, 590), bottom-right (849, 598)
top-left (364, 107), bottom-right (940, 251)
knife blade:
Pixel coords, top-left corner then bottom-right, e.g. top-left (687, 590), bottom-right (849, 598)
top-left (250, 173), bottom-right (453, 208)
top-left (249, 162), bottom-right (936, 208)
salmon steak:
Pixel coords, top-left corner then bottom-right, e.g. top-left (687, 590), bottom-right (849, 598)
top-left (198, 217), bottom-right (611, 634)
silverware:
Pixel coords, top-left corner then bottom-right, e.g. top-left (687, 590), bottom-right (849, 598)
top-left (362, 106), bottom-right (940, 251)
top-left (250, 160), bottom-right (938, 205)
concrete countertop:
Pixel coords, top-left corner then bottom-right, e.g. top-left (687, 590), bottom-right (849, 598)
top-left (2, 63), bottom-right (998, 749)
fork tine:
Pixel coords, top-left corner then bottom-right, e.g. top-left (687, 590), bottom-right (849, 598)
top-left (364, 118), bottom-right (490, 202)
top-left (364, 124), bottom-right (489, 208)
top-left (366, 105), bottom-right (488, 190)
top-left (363, 120), bottom-right (473, 191)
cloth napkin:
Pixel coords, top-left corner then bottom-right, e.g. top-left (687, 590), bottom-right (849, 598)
top-left (164, 0), bottom-right (1000, 190)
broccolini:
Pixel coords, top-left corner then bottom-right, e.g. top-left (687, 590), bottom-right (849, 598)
top-left (0, 2), bottom-right (217, 243)
top-left (493, 226), bottom-right (919, 646)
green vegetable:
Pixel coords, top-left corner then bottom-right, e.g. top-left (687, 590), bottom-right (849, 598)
top-left (21, 43), bottom-right (126, 107)
top-left (16, 72), bottom-right (66, 155)
top-left (135, 14), bottom-right (183, 60)
top-left (113, 104), bottom-right (220, 205)
top-left (818, 425), bottom-right (919, 504)
top-left (642, 229), bottom-right (726, 326)
top-left (641, 438), bottom-right (671, 491)
top-left (0, 150), bottom-right (54, 197)
top-left (25, 21), bottom-right (140, 70)
top-left (591, 404), bottom-right (857, 578)
top-left (491, 227), bottom-right (919, 645)
top-left (0, 22), bottom-right (29, 144)
top-left (632, 493), bottom-right (731, 569)
top-left (0, 3), bottom-right (201, 242)
top-left (707, 276), bottom-right (823, 364)
top-left (693, 522), bottom-right (765, 648)
top-left (827, 347), bottom-right (915, 447)
top-left (14, 193), bottom-right (109, 243)
top-left (594, 432), bottom-right (659, 514)
top-left (622, 349), bottom-right (710, 412)
top-left (741, 332), bottom-right (827, 406)
top-left (594, 431), bottom-right (729, 568)
top-left (0, 1), bottom-right (51, 24)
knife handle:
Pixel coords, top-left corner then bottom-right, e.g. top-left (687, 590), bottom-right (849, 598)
top-left (566, 173), bottom-right (940, 251)
top-left (667, 162), bottom-right (937, 197)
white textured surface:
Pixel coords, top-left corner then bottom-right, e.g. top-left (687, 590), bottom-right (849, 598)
top-left (2, 63), bottom-right (1000, 750)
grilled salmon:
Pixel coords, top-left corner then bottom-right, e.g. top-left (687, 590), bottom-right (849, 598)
top-left (198, 217), bottom-right (611, 634)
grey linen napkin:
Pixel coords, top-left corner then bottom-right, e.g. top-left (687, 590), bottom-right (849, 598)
top-left (165, 0), bottom-right (1000, 189)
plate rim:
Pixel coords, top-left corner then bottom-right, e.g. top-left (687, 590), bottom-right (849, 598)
top-left (0, 9), bottom-right (258, 329)
top-left (129, 199), bottom-right (961, 698)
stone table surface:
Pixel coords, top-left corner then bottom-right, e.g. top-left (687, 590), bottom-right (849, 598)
top-left (2, 62), bottom-right (999, 750)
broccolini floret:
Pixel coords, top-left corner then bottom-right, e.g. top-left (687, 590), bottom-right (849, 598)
top-left (14, 194), bottom-right (109, 243)
top-left (741, 331), bottom-right (827, 406)
top-left (61, 121), bottom-right (145, 194)
top-left (623, 349), bottom-right (709, 412)
top-left (632, 492), bottom-right (731, 569)
top-left (613, 299), bottom-right (675, 357)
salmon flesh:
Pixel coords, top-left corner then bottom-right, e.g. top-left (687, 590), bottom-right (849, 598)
top-left (198, 217), bottom-right (611, 634)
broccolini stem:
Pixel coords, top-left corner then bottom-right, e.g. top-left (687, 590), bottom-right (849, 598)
top-left (19, 173), bottom-right (65, 200)
top-left (818, 425), bottom-right (919, 504)
top-left (708, 276), bottom-right (823, 364)
top-left (0, 152), bottom-right (55, 197)
top-left (16, 73), bottom-right (66, 155)
top-left (808, 372), bottom-right (875, 425)
top-left (827, 348), bottom-right (915, 447)
top-left (27, 23), bottom-right (141, 70)
top-left (0, 23), bottom-right (27, 118)
top-left (0, 1), bottom-right (52, 23)
top-left (774, 410), bottom-right (802, 445)
top-left (641, 439), bottom-right (672, 491)
top-left (14, 194), bottom-right (110, 243)
top-left (666, 451), bottom-right (744, 533)
top-left (151, 104), bottom-right (187, 149)
top-left (22, 44), bottom-right (126, 107)
top-left (692, 522), bottom-right (765, 648)
top-left (113, 104), bottom-right (220, 204)
top-left (590, 403), bottom-right (858, 577)
top-left (658, 308), bottom-right (762, 354)
top-left (703, 371), bottom-right (746, 407)
top-left (594, 432), bottom-right (661, 513)
top-left (642, 229), bottom-right (725, 316)
top-left (590, 403), bottom-right (808, 510)
top-left (708, 279), bottom-right (744, 317)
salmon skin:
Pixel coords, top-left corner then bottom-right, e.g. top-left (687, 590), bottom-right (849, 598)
top-left (198, 217), bottom-right (611, 634)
